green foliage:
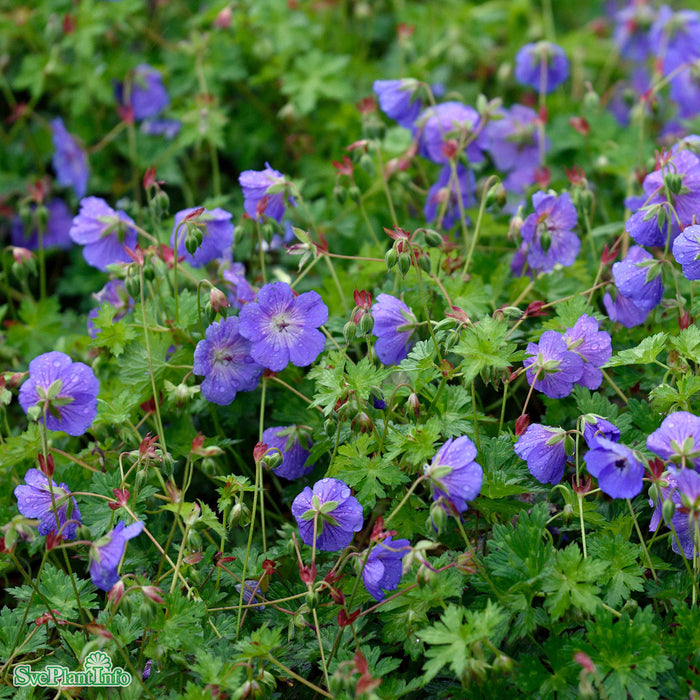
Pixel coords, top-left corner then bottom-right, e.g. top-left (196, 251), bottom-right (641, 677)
top-left (417, 601), bottom-right (508, 685)
top-left (454, 316), bottom-right (517, 384)
top-left (542, 543), bottom-right (605, 618)
top-left (1, 1), bottom-right (699, 697)
top-left (587, 534), bottom-right (645, 607)
top-left (88, 304), bottom-right (137, 356)
top-left (605, 333), bottom-right (667, 367)
top-left (328, 433), bottom-right (409, 509)
top-left (580, 607), bottom-right (672, 700)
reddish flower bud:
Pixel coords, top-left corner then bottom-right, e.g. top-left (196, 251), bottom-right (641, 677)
top-left (124, 245), bottom-right (144, 265)
top-left (12, 247), bottom-right (34, 265)
top-left (156, 243), bottom-right (183, 269)
top-left (337, 608), bottom-right (360, 627)
top-left (440, 359), bottom-right (455, 378)
top-left (214, 553), bottom-right (237, 567)
top-left (184, 207), bottom-right (206, 222)
top-left (27, 180), bottom-right (46, 203)
top-left (565, 164), bottom-right (587, 187)
top-left (299, 562), bottom-right (317, 584)
top-left (332, 155), bottom-right (354, 176)
top-left (534, 166), bottom-right (551, 189)
top-left (164, 481), bottom-right (181, 504)
top-left (213, 6), bottom-right (232, 28)
top-left (354, 650), bottom-right (369, 676)
top-left (370, 516), bottom-right (397, 543)
top-left (323, 569), bottom-right (342, 585)
top-left (328, 587), bottom-right (345, 606)
top-left (142, 586), bottom-right (165, 604)
top-left (384, 226), bottom-right (410, 241)
top-left (525, 300), bottom-right (548, 318)
top-left (601, 242), bottom-right (619, 265)
top-left (109, 487), bottom-right (131, 510)
top-left (647, 457), bottom-right (666, 482)
top-left (569, 116), bottom-right (590, 136)
top-left (446, 306), bottom-right (471, 326)
top-left (142, 166), bottom-right (157, 190)
top-left (86, 623), bottom-right (114, 639)
top-left (353, 289), bottom-right (373, 310)
top-left (108, 580), bottom-right (125, 606)
top-left (356, 96), bottom-right (377, 114)
top-left (184, 552), bottom-right (203, 565)
top-left (253, 442), bottom-right (269, 464)
top-left (262, 558), bottom-right (277, 577)
top-left (406, 392), bottom-right (420, 418)
top-left (255, 195), bottom-right (269, 219)
top-left (515, 414), bottom-right (530, 436)
top-left (538, 105), bottom-right (548, 123)
top-left (352, 411), bottom-right (373, 434)
top-left (441, 139), bottom-right (459, 160)
top-left (679, 310), bottom-right (692, 330)
top-left (117, 104), bottom-right (134, 125)
top-left (572, 474), bottom-right (594, 495)
top-left (574, 651), bottom-right (596, 674)
top-left (35, 609), bottom-right (64, 626)
top-left (45, 531), bottom-right (62, 551)
top-left (38, 453), bottom-right (55, 478)
top-left (397, 22), bottom-right (415, 41)
top-left (139, 433), bottom-right (159, 460)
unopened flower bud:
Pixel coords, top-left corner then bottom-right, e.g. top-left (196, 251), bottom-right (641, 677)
top-left (343, 320), bottom-right (357, 344)
top-left (154, 189), bottom-right (169, 215)
top-left (185, 232), bottom-right (200, 256)
top-left (385, 248), bottom-right (398, 270)
top-left (234, 225), bottom-right (245, 244)
top-left (428, 502), bottom-right (447, 533)
top-left (124, 270), bottom-right (140, 298)
top-left (418, 253), bottom-right (431, 273)
top-left (261, 448), bottom-right (283, 472)
top-left (108, 580), bottom-right (125, 608)
top-left (347, 185), bottom-right (361, 203)
top-left (333, 185), bottom-right (347, 204)
top-left (583, 89), bottom-right (600, 112)
top-left (662, 497), bottom-right (675, 523)
top-left (493, 654), bottom-right (514, 673)
top-left (406, 392), bottom-right (420, 417)
top-left (305, 590), bottom-right (320, 610)
top-left (186, 529), bottom-right (202, 550)
top-left (214, 5), bottom-right (232, 28)
top-left (359, 153), bottom-right (375, 177)
top-left (397, 252), bottom-right (411, 276)
top-left (359, 312), bottom-right (374, 335)
top-left (324, 418), bottom-right (337, 438)
top-left (204, 301), bottom-right (216, 323)
top-left (485, 181), bottom-right (507, 208)
top-left (664, 172), bottom-right (683, 196)
top-left (424, 229), bottom-right (443, 248)
top-left (139, 599), bottom-right (157, 626)
top-left (209, 287), bottom-right (229, 314)
top-left (352, 411), bottom-right (373, 434)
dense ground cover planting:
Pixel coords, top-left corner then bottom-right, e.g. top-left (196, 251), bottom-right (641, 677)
top-left (3, 0), bottom-right (700, 698)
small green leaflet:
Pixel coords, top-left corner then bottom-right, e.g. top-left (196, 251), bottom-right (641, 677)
top-left (328, 433), bottom-right (408, 509)
top-left (542, 543), bottom-right (605, 618)
top-left (417, 601), bottom-right (508, 684)
top-left (605, 332), bottom-right (667, 367)
top-left (89, 303), bottom-right (137, 356)
top-left (453, 315), bottom-right (517, 384)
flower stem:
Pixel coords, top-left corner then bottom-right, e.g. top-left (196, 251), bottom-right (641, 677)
top-left (627, 499), bottom-right (657, 582)
top-left (265, 654), bottom-right (334, 699)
